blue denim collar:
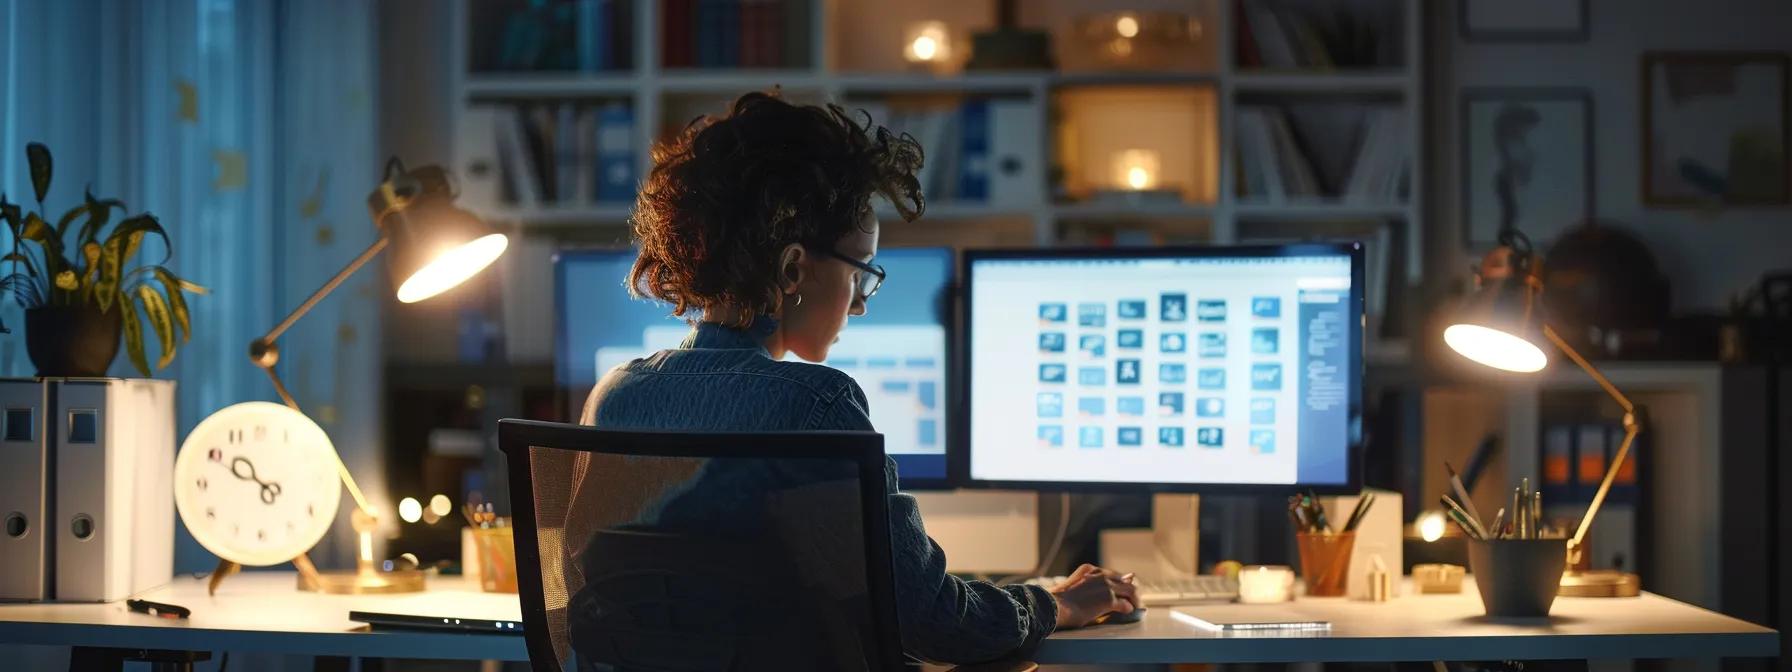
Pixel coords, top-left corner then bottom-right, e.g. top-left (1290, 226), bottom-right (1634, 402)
top-left (681, 317), bottom-right (775, 354)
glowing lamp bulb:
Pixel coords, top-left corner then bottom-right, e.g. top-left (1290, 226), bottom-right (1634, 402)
top-left (1116, 14), bottom-right (1140, 38)
top-left (429, 494), bottom-right (453, 518)
top-left (912, 36), bottom-right (938, 61)
top-left (1444, 323), bottom-right (1548, 373)
top-left (1418, 511), bottom-right (1446, 542)
top-left (1112, 149), bottom-right (1161, 191)
top-left (904, 21), bottom-right (951, 64)
top-left (398, 497), bottom-right (423, 524)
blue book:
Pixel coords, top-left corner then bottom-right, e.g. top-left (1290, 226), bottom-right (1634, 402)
top-left (595, 103), bottom-right (636, 202)
top-left (956, 100), bottom-right (990, 201)
top-left (1541, 425), bottom-right (1574, 504)
top-left (696, 0), bottom-right (718, 67)
top-left (577, 0), bottom-right (607, 71)
top-left (718, 0), bottom-right (741, 67)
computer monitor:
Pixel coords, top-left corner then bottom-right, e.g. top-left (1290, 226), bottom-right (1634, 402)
top-left (554, 246), bottom-right (955, 484)
top-left (959, 243), bottom-right (1363, 493)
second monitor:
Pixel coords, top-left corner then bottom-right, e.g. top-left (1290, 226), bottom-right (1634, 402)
top-left (960, 244), bottom-right (1364, 493)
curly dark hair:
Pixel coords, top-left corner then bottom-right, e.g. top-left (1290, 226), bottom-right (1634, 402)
top-left (628, 90), bottom-right (925, 325)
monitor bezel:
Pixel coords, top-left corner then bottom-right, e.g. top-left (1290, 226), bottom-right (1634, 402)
top-left (552, 245), bottom-right (961, 490)
top-left (954, 243), bottom-right (1366, 496)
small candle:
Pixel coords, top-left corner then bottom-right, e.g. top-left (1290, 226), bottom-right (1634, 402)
top-left (1237, 564), bottom-right (1295, 603)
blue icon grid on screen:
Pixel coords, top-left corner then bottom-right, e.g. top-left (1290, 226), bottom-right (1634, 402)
top-left (1040, 303), bottom-right (1067, 323)
top-left (1252, 328), bottom-right (1278, 355)
top-left (1080, 334), bottom-right (1106, 357)
top-left (1078, 397), bottom-right (1105, 417)
top-left (1159, 427), bottom-right (1184, 447)
top-left (1160, 332), bottom-right (1186, 353)
top-left (1040, 363), bottom-right (1066, 383)
top-left (1198, 368), bottom-right (1225, 390)
top-left (1117, 329), bottom-right (1144, 349)
top-left (1251, 398), bottom-right (1276, 425)
top-left (1118, 427), bottom-right (1143, 447)
top-left (1252, 297), bottom-right (1280, 318)
top-left (1116, 359), bottom-right (1141, 385)
top-left (1117, 397), bottom-right (1146, 416)
top-left (1040, 332), bottom-right (1065, 353)
top-left (1159, 363), bottom-right (1186, 384)
top-left (1198, 333), bottom-right (1227, 358)
top-left (1080, 426), bottom-right (1104, 449)
top-left (1039, 425), bottom-right (1064, 448)
top-left (1197, 427), bottom-right (1224, 448)
top-left (1159, 392), bottom-right (1185, 417)
top-left (1252, 363), bottom-right (1283, 391)
top-left (1250, 429), bottom-right (1275, 454)
top-left (1196, 397), bottom-right (1224, 418)
top-left (1037, 393), bottom-right (1063, 418)
top-left (1079, 367), bottom-right (1105, 386)
top-left (1196, 299), bottom-right (1226, 322)
top-left (1078, 303), bottom-right (1107, 327)
top-left (1118, 300), bottom-right (1147, 320)
top-left (1160, 293), bottom-right (1187, 322)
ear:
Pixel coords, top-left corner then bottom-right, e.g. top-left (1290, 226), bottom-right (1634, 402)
top-left (777, 243), bottom-right (808, 294)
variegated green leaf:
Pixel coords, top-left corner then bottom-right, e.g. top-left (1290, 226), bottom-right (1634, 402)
top-left (138, 285), bottom-right (176, 369)
top-left (95, 238), bottom-right (121, 313)
top-left (150, 267), bottom-right (192, 344)
top-left (74, 189), bottom-right (124, 245)
top-left (107, 214), bottom-right (169, 265)
top-left (120, 291), bottom-right (150, 377)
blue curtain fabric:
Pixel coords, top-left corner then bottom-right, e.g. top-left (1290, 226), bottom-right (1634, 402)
top-left (0, 0), bottom-right (384, 580)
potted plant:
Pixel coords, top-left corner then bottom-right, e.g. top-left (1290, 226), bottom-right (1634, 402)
top-left (0, 142), bottom-right (206, 377)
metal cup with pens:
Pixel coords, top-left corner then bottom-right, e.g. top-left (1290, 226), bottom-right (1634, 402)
top-left (1288, 490), bottom-right (1376, 598)
top-left (1445, 476), bottom-right (1567, 618)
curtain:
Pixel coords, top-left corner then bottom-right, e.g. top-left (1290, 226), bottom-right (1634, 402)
top-left (0, 0), bottom-right (383, 579)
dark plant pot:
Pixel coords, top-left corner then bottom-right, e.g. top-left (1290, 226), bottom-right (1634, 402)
top-left (26, 306), bottom-right (124, 378)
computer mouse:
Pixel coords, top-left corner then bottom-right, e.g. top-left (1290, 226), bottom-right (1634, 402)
top-left (1097, 607), bottom-right (1147, 625)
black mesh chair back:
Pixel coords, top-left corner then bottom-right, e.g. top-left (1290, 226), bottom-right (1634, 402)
top-left (499, 419), bottom-right (905, 672)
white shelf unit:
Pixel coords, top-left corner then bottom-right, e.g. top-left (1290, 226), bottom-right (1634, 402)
top-left (448, 0), bottom-right (1425, 352)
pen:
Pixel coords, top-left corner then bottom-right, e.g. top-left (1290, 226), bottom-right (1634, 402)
top-left (1531, 492), bottom-right (1542, 538)
top-left (1443, 506), bottom-right (1482, 540)
top-left (127, 599), bottom-right (190, 619)
top-left (1444, 461), bottom-right (1485, 536)
top-left (1491, 508), bottom-right (1506, 540)
top-left (1440, 495), bottom-right (1486, 539)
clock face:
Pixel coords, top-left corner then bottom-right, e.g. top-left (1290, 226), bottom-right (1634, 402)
top-left (174, 401), bottom-right (342, 567)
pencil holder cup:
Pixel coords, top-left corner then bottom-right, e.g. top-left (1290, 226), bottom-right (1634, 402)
top-left (1295, 531), bottom-right (1355, 597)
top-left (472, 524), bottom-right (518, 594)
top-left (1467, 538), bottom-right (1566, 617)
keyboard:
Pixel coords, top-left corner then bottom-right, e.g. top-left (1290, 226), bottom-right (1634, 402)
top-left (1025, 574), bottom-right (1238, 606)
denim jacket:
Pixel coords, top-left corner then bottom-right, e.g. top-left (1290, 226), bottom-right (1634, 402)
top-left (579, 321), bottom-right (1057, 664)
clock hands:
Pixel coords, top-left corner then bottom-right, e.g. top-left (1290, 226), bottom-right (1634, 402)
top-left (229, 456), bottom-right (283, 505)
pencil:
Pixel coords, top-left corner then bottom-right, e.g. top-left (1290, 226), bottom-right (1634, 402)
top-left (1445, 461), bottom-right (1485, 535)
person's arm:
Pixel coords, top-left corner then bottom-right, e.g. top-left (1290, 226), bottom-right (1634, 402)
top-left (812, 382), bottom-right (1058, 664)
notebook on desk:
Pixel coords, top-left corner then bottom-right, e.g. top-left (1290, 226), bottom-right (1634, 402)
top-left (348, 591), bottom-right (525, 634)
top-left (1169, 604), bottom-right (1332, 633)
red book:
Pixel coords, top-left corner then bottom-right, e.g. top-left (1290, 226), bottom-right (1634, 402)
top-left (1235, 0), bottom-right (1263, 68)
top-left (662, 0), bottom-right (693, 68)
top-left (740, 0), bottom-right (760, 67)
top-left (763, 0), bottom-right (785, 68)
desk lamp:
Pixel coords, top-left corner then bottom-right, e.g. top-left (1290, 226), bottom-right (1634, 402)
top-left (177, 158), bottom-right (507, 595)
top-left (1443, 230), bottom-right (1642, 598)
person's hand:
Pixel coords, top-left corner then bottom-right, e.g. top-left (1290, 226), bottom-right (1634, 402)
top-left (1046, 564), bottom-right (1139, 629)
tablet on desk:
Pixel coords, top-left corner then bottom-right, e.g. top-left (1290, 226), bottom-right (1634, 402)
top-left (1169, 605), bottom-right (1331, 633)
top-left (348, 592), bottom-right (525, 635)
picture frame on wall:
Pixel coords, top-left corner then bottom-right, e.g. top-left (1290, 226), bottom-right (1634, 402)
top-left (1460, 88), bottom-right (1595, 249)
top-left (1642, 51), bottom-right (1790, 207)
top-left (1459, 0), bottom-right (1589, 43)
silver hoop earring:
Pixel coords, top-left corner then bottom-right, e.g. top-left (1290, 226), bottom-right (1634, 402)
top-left (793, 294), bottom-right (803, 307)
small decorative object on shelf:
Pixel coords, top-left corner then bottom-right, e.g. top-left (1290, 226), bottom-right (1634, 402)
top-left (0, 142), bottom-right (207, 377)
top-left (903, 20), bottom-right (954, 72)
top-left (966, 0), bottom-right (1054, 70)
top-left (1070, 11), bottom-right (1206, 70)
top-left (1090, 149), bottom-right (1180, 206)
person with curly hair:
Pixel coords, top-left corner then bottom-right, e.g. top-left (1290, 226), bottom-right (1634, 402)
top-left (570, 91), bottom-right (1138, 667)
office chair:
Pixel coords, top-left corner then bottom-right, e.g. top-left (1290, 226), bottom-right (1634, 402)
top-left (500, 420), bottom-right (910, 671)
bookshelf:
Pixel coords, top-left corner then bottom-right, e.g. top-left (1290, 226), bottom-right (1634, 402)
top-left (447, 0), bottom-right (1424, 358)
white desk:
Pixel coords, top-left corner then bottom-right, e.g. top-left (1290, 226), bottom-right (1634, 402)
top-left (0, 574), bottom-right (1775, 665)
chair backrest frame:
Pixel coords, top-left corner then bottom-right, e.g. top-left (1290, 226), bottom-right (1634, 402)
top-left (497, 419), bottom-right (904, 672)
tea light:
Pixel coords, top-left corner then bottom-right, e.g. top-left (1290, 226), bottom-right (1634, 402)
top-left (1112, 149), bottom-right (1161, 191)
top-left (904, 21), bottom-right (952, 65)
top-left (1237, 564), bottom-right (1295, 603)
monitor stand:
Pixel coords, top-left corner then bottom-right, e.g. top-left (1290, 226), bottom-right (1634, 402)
top-left (1101, 494), bottom-right (1200, 580)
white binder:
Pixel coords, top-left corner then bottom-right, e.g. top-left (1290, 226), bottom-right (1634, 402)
top-left (0, 379), bottom-right (49, 601)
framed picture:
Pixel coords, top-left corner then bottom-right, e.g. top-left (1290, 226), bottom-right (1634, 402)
top-left (1460, 88), bottom-right (1595, 249)
top-left (1459, 0), bottom-right (1589, 43)
top-left (1642, 51), bottom-right (1790, 207)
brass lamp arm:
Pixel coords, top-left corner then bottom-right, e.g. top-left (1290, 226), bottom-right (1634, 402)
top-left (246, 236), bottom-right (390, 516)
top-left (1542, 325), bottom-right (1638, 561)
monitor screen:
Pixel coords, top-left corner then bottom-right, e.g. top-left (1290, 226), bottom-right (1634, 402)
top-left (555, 247), bottom-right (955, 482)
top-left (962, 244), bottom-right (1362, 492)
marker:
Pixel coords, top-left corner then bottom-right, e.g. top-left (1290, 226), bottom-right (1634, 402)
top-left (127, 599), bottom-right (190, 619)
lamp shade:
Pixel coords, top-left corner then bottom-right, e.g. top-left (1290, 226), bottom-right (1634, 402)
top-left (370, 165), bottom-right (509, 304)
top-left (1445, 247), bottom-right (1549, 373)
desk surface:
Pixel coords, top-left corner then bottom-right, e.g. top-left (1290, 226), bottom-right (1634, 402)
top-left (0, 574), bottom-right (1775, 664)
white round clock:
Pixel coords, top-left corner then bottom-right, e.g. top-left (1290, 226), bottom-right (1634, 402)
top-left (174, 401), bottom-right (342, 567)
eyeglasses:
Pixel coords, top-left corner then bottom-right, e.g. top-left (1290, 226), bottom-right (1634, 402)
top-left (826, 250), bottom-right (885, 301)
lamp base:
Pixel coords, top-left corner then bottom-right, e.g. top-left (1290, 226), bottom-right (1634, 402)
top-left (299, 568), bottom-right (429, 595)
top-left (1558, 569), bottom-right (1641, 597)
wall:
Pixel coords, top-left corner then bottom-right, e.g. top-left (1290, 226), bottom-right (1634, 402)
top-left (1433, 0), bottom-right (1792, 312)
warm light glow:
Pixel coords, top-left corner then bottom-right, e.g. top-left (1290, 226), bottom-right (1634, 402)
top-left (429, 494), bottom-right (453, 518)
top-left (1115, 14), bottom-right (1140, 38)
top-left (397, 233), bottom-right (509, 304)
top-left (359, 531), bottom-right (374, 563)
top-left (1112, 149), bottom-right (1160, 190)
top-left (1418, 511), bottom-right (1446, 542)
top-left (1444, 323), bottom-right (1548, 373)
top-left (398, 497), bottom-right (423, 524)
top-left (904, 21), bottom-right (951, 64)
